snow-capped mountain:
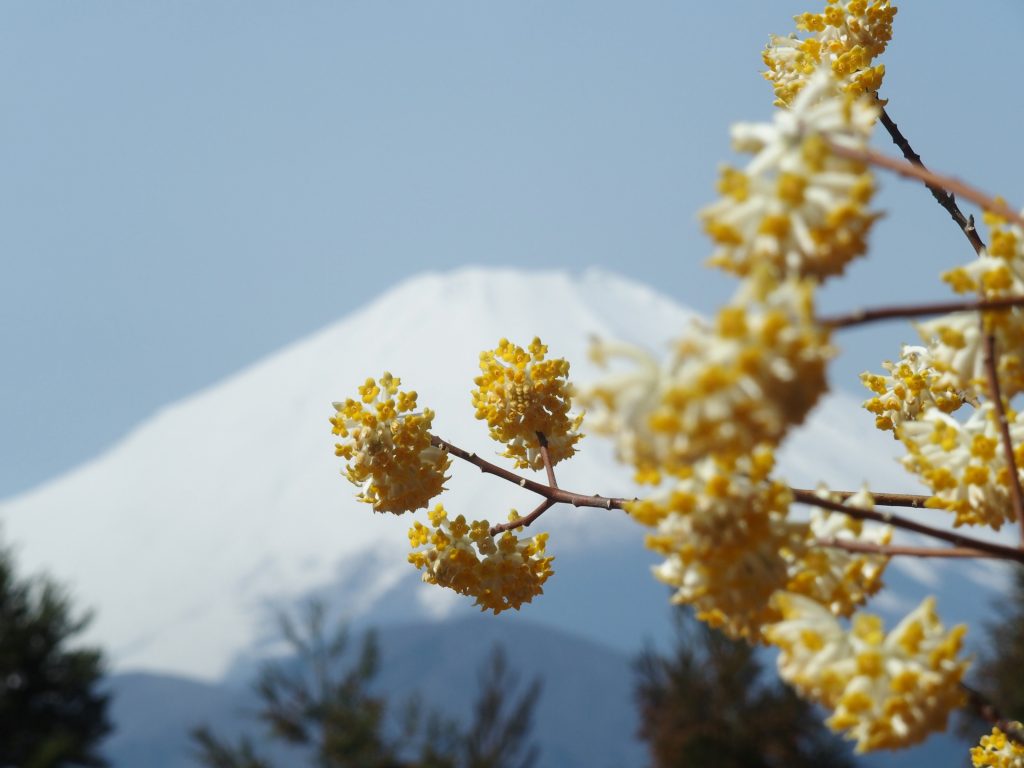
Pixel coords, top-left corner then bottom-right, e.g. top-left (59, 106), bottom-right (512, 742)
top-left (0, 268), bottom-right (1008, 681)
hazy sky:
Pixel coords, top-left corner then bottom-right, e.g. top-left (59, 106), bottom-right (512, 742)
top-left (2, 1), bottom-right (1022, 498)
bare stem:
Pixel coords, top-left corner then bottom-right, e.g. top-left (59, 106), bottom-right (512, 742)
top-left (791, 487), bottom-right (931, 508)
top-left (982, 333), bottom-right (1024, 542)
top-left (815, 538), bottom-right (1015, 560)
top-left (795, 493), bottom-right (1024, 564)
top-left (490, 498), bottom-right (556, 536)
top-left (829, 140), bottom-right (1024, 232)
top-left (877, 104), bottom-right (986, 255)
top-left (820, 295), bottom-right (1024, 330)
top-left (536, 431), bottom-right (558, 489)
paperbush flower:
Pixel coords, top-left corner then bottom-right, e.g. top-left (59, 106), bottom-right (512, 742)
top-left (629, 448), bottom-right (803, 639)
top-left (407, 505), bottom-right (553, 614)
top-left (861, 344), bottom-right (969, 434)
top-left (786, 488), bottom-right (891, 617)
top-left (763, 0), bottom-right (897, 107)
top-left (702, 69), bottom-right (881, 281)
top-left (972, 724), bottom-right (1024, 768)
top-left (331, 373), bottom-right (449, 514)
top-left (472, 337), bottom-right (583, 470)
top-left (899, 403), bottom-right (1024, 530)
top-left (767, 593), bottom-right (968, 752)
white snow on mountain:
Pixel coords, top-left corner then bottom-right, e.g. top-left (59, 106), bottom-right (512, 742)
top-left (0, 268), bottom-right (1009, 680)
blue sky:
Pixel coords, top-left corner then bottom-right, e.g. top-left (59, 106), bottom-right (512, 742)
top-left (2, 1), bottom-right (1022, 498)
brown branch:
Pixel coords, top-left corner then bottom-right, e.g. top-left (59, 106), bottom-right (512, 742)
top-left (795, 493), bottom-right (1024, 564)
top-left (830, 140), bottom-right (1024, 231)
top-left (815, 538), bottom-right (1015, 560)
top-left (877, 104), bottom-right (986, 254)
top-left (820, 294), bottom-right (1024, 330)
top-left (983, 333), bottom-right (1024, 542)
top-left (431, 434), bottom-right (630, 511)
top-left (963, 684), bottom-right (1024, 748)
top-left (791, 487), bottom-right (931, 508)
top-left (490, 498), bottom-right (556, 536)
top-left (536, 431), bottom-right (558, 489)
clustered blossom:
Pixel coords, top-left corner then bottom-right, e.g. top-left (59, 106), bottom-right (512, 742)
top-left (861, 344), bottom-right (968, 434)
top-left (407, 505), bottom-right (553, 614)
top-left (972, 725), bottom-right (1024, 768)
top-left (763, 0), bottom-right (897, 107)
top-left (331, 374), bottom-right (449, 514)
top-left (702, 69), bottom-right (881, 280)
top-left (767, 593), bottom-right (968, 752)
top-left (786, 488), bottom-right (891, 617)
top-left (580, 271), bottom-right (832, 480)
top-left (628, 447), bottom-right (803, 639)
top-left (899, 403), bottom-right (1024, 530)
top-left (471, 337), bottom-right (583, 470)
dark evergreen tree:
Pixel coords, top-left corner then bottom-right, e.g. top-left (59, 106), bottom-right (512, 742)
top-left (634, 607), bottom-right (855, 768)
top-left (193, 601), bottom-right (540, 768)
top-left (0, 536), bottom-right (111, 767)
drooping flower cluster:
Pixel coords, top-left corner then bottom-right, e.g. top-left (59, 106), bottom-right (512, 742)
top-left (581, 271), bottom-right (832, 481)
top-left (407, 505), bottom-right (553, 614)
top-left (899, 403), bottom-right (1024, 530)
top-left (629, 447), bottom-right (802, 639)
top-left (861, 344), bottom-right (969, 434)
top-left (763, 0), bottom-right (897, 107)
top-left (767, 593), bottom-right (968, 752)
top-left (786, 488), bottom-right (891, 617)
top-left (972, 725), bottom-right (1024, 768)
top-left (331, 373), bottom-right (450, 514)
top-left (702, 69), bottom-right (881, 280)
top-left (472, 337), bottom-right (583, 470)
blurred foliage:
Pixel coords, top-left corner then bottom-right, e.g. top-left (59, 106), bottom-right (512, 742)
top-left (0, 535), bottom-right (111, 767)
top-left (634, 606), bottom-right (855, 768)
top-left (193, 601), bottom-right (539, 768)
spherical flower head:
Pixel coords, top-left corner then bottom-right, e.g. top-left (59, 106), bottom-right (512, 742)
top-left (581, 271), bottom-right (832, 474)
top-left (471, 337), bottom-right (583, 471)
top-left (702, 68), bottom-right (881, 281)
top-left (330, 373), bottom-right (450, 514)
top-left (899, 403), bottom-right (1024, 530)
top-left (860, 344), bottom-right (969, 434)
top-left (786, 487), bottom-right (891, 617)
top-left (630, 448), bottom-right (803, 640)
top-left (767, 593), bottom-right (968, 752)
top-left (763, 0), bottom-right (897, 107)
top-left (972, 724), bottom-right (1024, 768)
top-left (915, 313), bottom-right (1024, 401)
top-left (408, 505), bottom-right (554, 614)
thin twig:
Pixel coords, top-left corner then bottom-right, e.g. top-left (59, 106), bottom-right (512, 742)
top-left (431, 434), bottom-right (629, 511)
top-left (796, 494), bottom-right (1024, 564)
top-left (815, 538), bottom-right (1015, 560)
top-left (963, 684), bottom-right (1024, 747)
top-left (820, 294), bottom-right (1024, 330)
top-left (490, 498), bottom-right (556, 536)
top-left (536, 431), bottom-right (558, 489)
top-left (982, 333), bottom-right (1024, 543)
top-left (829, 140), bottom-right (1024, 231)
top-left (877, 104), bottom-right (986, 255)
top-left (791, 488), bottom-right (931, 508)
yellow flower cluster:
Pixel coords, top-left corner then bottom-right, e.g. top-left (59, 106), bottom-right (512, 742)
top-left (763, 0), bottom-right (897, 107)
top-left (472, 337), bottom-right (583, 470)
top-left (580, 272), bottom-right (832, 481)
top-left (861, 344), bottom-right (968, 434)
top-left (767, 593), bottom-right (968, 752)
top-left (629, 447), bottom-right (802, 639)
top-left (787, 488), bottom-right (891, 617)
top-left (331, 373), bottom-right (450, 514)
top-left (972, 725), bottom-right (1024, 768)
top-left (407, 505), bottom-right (554, 614)
top-left (899, 403), bottom-right (1024, 530)
top-left (702, 69), bottom-right (881, 281)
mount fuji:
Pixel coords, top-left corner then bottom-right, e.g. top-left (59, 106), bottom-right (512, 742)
top-left (0, 267), bottom-right (1011, 687)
